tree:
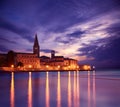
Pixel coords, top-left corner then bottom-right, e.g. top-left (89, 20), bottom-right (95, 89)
top-left (17, 62), bottom-right (24, 67)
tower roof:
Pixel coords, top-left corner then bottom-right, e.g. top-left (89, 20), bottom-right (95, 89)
top-left (34, 34), bottom-right (39, 47)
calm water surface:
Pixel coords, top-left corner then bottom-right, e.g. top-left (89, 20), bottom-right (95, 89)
top-left (0, 70), bottom-right (120, 107)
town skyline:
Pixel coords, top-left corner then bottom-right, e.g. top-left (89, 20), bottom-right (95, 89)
top-left (0, 34), bottom-right (84, 71)
top-left (0, 0), bottom-right (120, 69)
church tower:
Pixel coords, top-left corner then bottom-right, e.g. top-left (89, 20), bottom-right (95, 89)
top-left (33, 34), bottom-right (40, 57)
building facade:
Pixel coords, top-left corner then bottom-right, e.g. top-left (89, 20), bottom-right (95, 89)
top-left (15, 53), bottom-right (40, 69)
top-left (14, 34), bottom-right (40, 69)
top-left (0, 34), bottom-right (40, 70)
top-left (40, 50), bottom-right (79, 70)
top-left (0, 34), bottom-right (84, 71)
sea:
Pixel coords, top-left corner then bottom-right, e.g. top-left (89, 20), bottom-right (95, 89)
top-left (0, 70), bottom-right (120, 107)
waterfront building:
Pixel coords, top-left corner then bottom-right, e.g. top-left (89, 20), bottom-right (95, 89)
top-left (0, 34), bottom-right (40, 69)
top-left (14, 34), bottom-right (40, 69)
top-left (40, 50), bottom-right (78, 70)
top-left (0, 53), bottom-right (7, 67)
top-left (0, 34), bottom-right (92, 71)
top-left (64, 58), bottom-right (78, 70)
top-left (15, 53), bottom-right (40, 69)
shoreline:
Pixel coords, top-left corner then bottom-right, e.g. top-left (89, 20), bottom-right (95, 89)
top-left (0, 67), bottom-right (93, 73)
top-left (0, 69), bottom-right (93, 73)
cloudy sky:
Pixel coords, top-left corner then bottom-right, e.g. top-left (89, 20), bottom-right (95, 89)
top-left (0, 0), bottom-right (120, 68)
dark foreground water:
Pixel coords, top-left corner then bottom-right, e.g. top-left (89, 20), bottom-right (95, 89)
top-left (0, 70), bottom-right (120, 107)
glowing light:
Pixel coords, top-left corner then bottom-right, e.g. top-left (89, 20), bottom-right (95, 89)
top-left (93, 66), bottom-right (95, 69)
top-left (83, 65), bottom-right (87, 70)
top-left (58, 65), bottom-right (60, 68)
top-left (83, 65), bottom-right (91, 70)
top-left (29, 65), bottom-right (32, 68)
top-left (88, 66), bottom-right (91, 70)
top-left (11, 65), bottom-right (14, 68)
top-left (77, 66), bottom-right (79, 69)
top-left (10, 72), bottom-right (15, 107)
top-left (46, 65), bottom-right (49, 68)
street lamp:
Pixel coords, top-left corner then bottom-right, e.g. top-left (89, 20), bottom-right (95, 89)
top-left (11, 64), bottom-right (14, 68)
top-left (57, 65), bottom-right (60, 70)
top-left (29, 65), bottom-right (32, 68)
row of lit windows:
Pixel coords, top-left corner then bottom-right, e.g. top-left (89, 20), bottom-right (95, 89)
top-left (24, 62), bottom-right (39, 66)
top-left (18, 59), bottom-right (39, 63)
top-left (17, 55), bottom-right (36, 58)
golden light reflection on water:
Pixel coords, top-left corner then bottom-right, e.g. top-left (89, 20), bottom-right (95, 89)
top-left (28, 72), bottom-right (32, 107)
top-left (9, 71), bottom-right (96, 107)
top-left (73, 71), bottom-right (80, 107)
top-left (73, 71), bottom-right (77, 107)
top-left (88, 71), bottom-right (91, 107)
top-left (57, 72), bottom-right (61, 107)
top-left (76, 71), bottom-right (80, 107)
top-left (46, 72), bottom-right (50, 107)
top-left (93, 71), bottom-right (96, 107)
top-left (68, 71), bottom-right (71, 107)
top-left (10, 72), bottom-right (15, 107)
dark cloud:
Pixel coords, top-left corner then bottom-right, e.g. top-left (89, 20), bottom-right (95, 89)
top-left (79, 37), bottom-right (120, 68)
top-left (106, 23), bottom-right (120, 37)
top-left (0, 36), bottom-right (17, 44)
top-left (0, 45), bottom-right (9, 52)
top-left (0, 18), bottom-right (33, 42)
top-left (67, 31), bottom-right (84, 38)
top-left (41, 49), bottom-right (59, 54)
top-left (78, 45), bottom-right (97, 56)
top-left (55, 37), bottom-right (70, 44)
top-left (41, 49), bottom-right (52, 53)
top-left (93, 38), bottom-right (120, 61)
top-left (26, 49), bottom-right (33, 52)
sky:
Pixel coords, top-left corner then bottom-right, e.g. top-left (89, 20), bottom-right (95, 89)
top-left (0, 0), bottom-right (120, 68)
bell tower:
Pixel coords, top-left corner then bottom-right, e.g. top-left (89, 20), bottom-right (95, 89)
top-left (51, 50), bottom-right (55, 58)
top-left (33, 34), bottom-right (40, 57)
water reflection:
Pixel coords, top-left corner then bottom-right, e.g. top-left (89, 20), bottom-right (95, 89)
top-left (28, 72), bottom-right (32, 107)
top-left (57, 72), bottom-right (61, 107)
top-left (73, 71), bottom-right (80, 107)
top-left (46, 72), bottom-right (50, 107)
top-left (10, 72), bottom-right (15, 107)
top-left (73, 72), bottom-right (76, 106)
top-left (9, 71), bottom-right (96, 107)
top-left (76, 71), bottom-right (80, 107)
top-left (87, 71), bottom-right (96, 107)
top-left (93, 71), bottom-right (96, 107)
top-left (68, 72), bottom-right (71, 107)
top-left (88, 71), bottom-right (91, 107)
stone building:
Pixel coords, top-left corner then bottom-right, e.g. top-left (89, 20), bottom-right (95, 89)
top-left (0, 34), bottom-right (81, 70)
top-left (0, 53), bottom-right (7, 67)
top-left (40, 50), bottom-right (78, 70)
top-left (14, 34), bottom-right (40, 69)
top-left (15, 53), bottom-right (40, 69)
top-left (0, 34), bottom-right (40, 69)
